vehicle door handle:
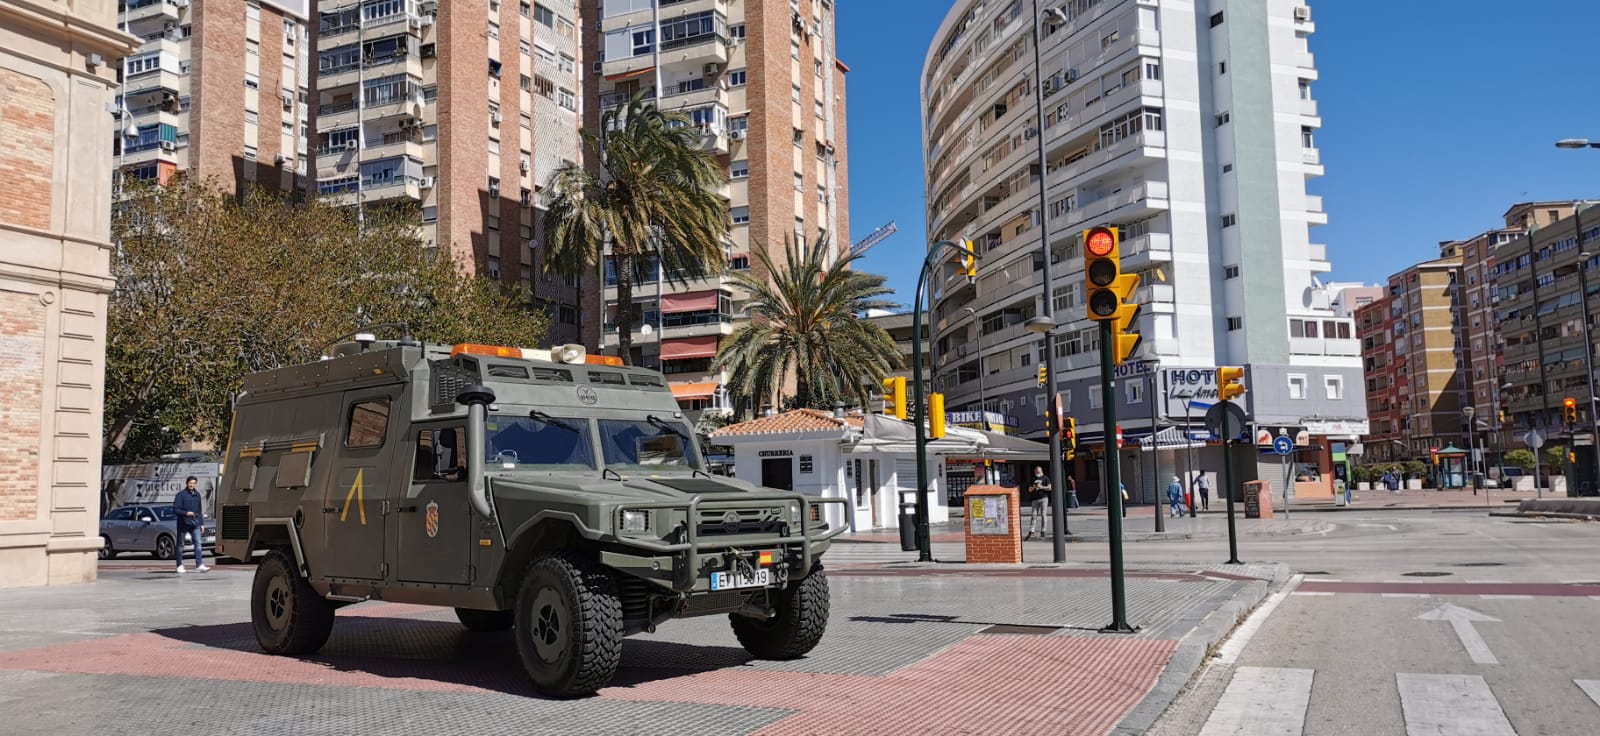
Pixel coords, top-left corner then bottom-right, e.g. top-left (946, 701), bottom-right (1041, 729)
top-left (397, 506), bottom-right (418, 513)
top-left (322, 507), bottom-right (337, 513)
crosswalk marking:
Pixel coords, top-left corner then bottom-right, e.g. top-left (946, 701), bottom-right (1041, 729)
top-left (1198, 666), bottom-right (1314, 736)
top-left (1396, 673), bottom-right (1515, 736)
top-left (1579, 680), bottom-right (1600, 709)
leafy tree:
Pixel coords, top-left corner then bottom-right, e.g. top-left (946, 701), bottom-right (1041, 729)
top-left (714, 235), bottom-right (901, 414)
top-left (1544, 445), bottom-right (1568, 469)
top-left (1503, 449), bottom-right (1536, 471)
top-left (542, 93), bottom-right (729, 364)
top-left (105, 178), bottom-right (549, 461)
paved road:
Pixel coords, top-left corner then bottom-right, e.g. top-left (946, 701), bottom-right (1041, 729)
top-left (1147, 510), bottom-right (1600, 735)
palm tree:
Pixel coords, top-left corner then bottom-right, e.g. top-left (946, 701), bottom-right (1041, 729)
top-left (715, 235), bottom-right (901, 413)
top-left (542, 92), bottom-right (729, 363)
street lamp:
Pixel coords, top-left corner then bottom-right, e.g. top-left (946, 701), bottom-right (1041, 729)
top-left (1025, 314), bottom-right (1068, 554)
top-left (1555, 139), bottom-right (1600, 149)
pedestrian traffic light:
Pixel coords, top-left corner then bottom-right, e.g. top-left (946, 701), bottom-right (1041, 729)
top-left (1564, 397), bottom-right (1578, 424)
top-left (1037, 362), bottom-right (1047, 386)
top-left (929, 392), bottom-right (946, 439)
top-left (1217, 366), bottom-right (1246, 402)
top-left (1083, 226), bottom-right (1142, 365)
top-left (960, 239), bottom-right (977, 279)
top-left (1430, 447), bottom-right (1439, 465)
top-left (882, 376), bottom-right (906, 420)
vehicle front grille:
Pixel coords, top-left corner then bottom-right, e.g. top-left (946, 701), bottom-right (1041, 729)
top-left (220, 504), bottom-right (251, 540)
top-left (681, 590), bottom-right (746, 615)
top-left (696, 506), bottom-right (787, 537)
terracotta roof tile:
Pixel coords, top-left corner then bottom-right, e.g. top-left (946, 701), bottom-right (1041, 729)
top-left (711, 409), bottom-right (862, 437)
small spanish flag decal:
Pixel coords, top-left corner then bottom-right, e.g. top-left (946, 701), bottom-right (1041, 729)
top-left (758, 551), bottom-right (773, 567)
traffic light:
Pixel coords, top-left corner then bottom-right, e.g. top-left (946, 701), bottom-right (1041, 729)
top-left (1564, 397), bottom-right (1578, 424)
top-left (1037, 363), bottom-right (1047, 386)
top-left (1217, 366), bottom-right (1246, 402)
top-left (1430, 447), bottom-right (1439, 465)
top-left (1065, 416), bottom-right (1077, 459)
top-left (1083, 226), bottom-right (1142, 364)
top-left (960, 239), bottom-right (977, 279)
top-left (882, 377), bottom-right (907, 420)
top-left (929, 393), bottom-right (946, 439)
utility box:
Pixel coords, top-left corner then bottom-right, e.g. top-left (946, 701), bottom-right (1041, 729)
top-left (1244, 480), bottom-right (1273, 519)
top-left (963, 485), bottom-right (1021, 564)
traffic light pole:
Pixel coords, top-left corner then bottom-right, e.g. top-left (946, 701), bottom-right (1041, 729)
top-left (911, 240), bottom-right (976, 562)
top-left (1222, 407), bottom-right (1242, 565)
top-left (1099, 320), bottom-right (1136, 633)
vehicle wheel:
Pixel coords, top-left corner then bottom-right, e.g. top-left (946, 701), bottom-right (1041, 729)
top-left (730, 568), bottom-right (830, 660)
top-left (99, 535), bottom-right (114, 561)
top-left (513, 553), bottom-right (622, 698)
top-left (251, 550), bottom-right (335, 655)
top-left (154, 534), bottom-right (175, 561)
top-left (455, 607), bottom-right (515, 632)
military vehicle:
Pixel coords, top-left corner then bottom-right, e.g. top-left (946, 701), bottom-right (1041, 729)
top-left (216, 339), bottom-right (845, 697)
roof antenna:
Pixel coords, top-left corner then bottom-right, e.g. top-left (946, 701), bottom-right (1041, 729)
top-left (397, 322), bottom-right (418, 347)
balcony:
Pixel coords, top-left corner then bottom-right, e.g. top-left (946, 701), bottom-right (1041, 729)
top-left (1121, 232), bottom-right (1172, 265)
top-left (1290, 336), bottom-right (1362, 357)
top-left (1069, 181), bottom-right (1170, 229)
top-left (696, 127), bottom-right (728, 155)
top-left (122, 0), bottom-right (181, 24)
top-left (662, 82), bottom-right (726, 111)
top-left (1306, 194), bottom-right (1328, 225)
top-left (1302, 147), bottom-right (1321, 166)
top-left (1047, 130), bottom-right (1166, 190)
top-left (603, 33), bottom-right (729, 81)
top-left (322, 176), bottom-right (426, 206)
top-left (1299, 98), bottom-right (1319, 118)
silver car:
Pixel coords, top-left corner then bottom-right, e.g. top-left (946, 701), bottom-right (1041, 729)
top-left (99, 505), bottom-right (217, 560)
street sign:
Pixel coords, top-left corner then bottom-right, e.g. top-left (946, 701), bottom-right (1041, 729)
top-left (1204, 402), bottom-right (1248, 441)
top-left (1272, 436), bottom-right (1295, 456)
top-left (1525, 430), bottom-right (1545, 450)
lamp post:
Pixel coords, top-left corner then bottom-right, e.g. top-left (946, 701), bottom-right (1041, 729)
top-left (964, 307), bottom-right (990, 434)
top-left (911, 240), bottom-right (978, 562)
top-left (1464, 406), bottom-right (1478, 494)
top-left (1019, 0), bottom-right (1072, 564)
top-left (1577, 245), bottom-right (1599, 492)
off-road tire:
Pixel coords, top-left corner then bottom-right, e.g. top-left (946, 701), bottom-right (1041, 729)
top-left (251, 550), bottom-right (335, 655)
top-left (154, 534), bottom-right (175, 561)
top-left (513, 553), bottom-right (622, 698)
top-left (99, 535), bottom-right (114, 560)
top-left (455, 607), bottom-right (515, 632)
top-left (731, 568), bottom-right (830, 660)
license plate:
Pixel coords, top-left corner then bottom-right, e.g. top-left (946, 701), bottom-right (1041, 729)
top-left (711, 568), bottom-right (770, 591)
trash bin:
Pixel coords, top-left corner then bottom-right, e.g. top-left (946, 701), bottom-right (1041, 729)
top-left (1334, 480), bottom-right (1349, 506)
top-left (898, 501), bottom-right (917, 551)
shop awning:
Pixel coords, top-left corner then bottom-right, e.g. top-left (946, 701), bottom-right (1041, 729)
top-left (662, 290), bottom-right (719, 313)
top-left (661, 335), bottom-right (718, 360)
top-left (669, 381), bottom-right (719, 399)
top-left (604, 66), bottom-right (655, 82)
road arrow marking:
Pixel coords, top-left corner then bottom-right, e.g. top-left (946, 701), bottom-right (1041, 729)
top-left (1418, 603), bottom-right (1500, 665)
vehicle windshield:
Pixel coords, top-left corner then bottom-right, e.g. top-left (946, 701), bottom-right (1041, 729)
top-left (485, 414), bottom-right (596, 470)
top-left (597, 418), bottom-right (701, 470)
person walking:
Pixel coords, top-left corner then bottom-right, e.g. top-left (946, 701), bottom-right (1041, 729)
top-left (1166, 475), bottom-right (1184, 517)
top-left (1192, 473), bottom-right (1211, 512)
top-left (1065, 474), bottom-right (1080, 509)
top-left (1119, 481), bottom-right (1129, 517)
top-left (1026, 466), bottom-right (1051, 540)
top-left (172, 476), bottom-right (208, 574)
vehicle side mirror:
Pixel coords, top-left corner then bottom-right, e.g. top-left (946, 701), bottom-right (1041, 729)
top-left (139, 516), bottom-right (155, 523)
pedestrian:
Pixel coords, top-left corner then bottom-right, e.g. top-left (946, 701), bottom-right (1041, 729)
top-left (1166, 475), bottom-right (1184, 517)
top-left (1065, 474), bottom-right (1080, 509)
top-left (1026, 466), bottom-right (1051, 540)
top-left (172, 476), bottom-right (208, 574)
top-left (1193, 473), bottom-right (1211, 511)
top-left (1119, 482), bottom-right (1129, 517)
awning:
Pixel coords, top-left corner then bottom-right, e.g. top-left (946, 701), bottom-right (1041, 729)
top-left (662, 290), bottom-right (719, 314)
top-left (669, 382), bottom-right (718, 399)
top-left (604, 66), bottom-right (656, 82)
top-left (661, 335), bottom-right (718, 360)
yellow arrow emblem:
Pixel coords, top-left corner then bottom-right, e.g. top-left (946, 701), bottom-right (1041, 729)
top-left (340, 468), bottom-right (367, 525)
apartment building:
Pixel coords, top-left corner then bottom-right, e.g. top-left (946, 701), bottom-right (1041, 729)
top-left (921, 0), bottom-right (1360, 499)
top-left (863, 311), bottom-right (928, 387)
top-left (114, 0), bottom-right (313, 194)
top-left (311, 0), bottom-right (589, 345)
top-left (1355, 295), bottom-right (1402, 463)
top-left (2, 0), bottom-right (136, 587)
top-left (581, 0), bottom-right (850, 412)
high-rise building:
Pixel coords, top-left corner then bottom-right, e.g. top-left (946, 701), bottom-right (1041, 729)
top-left (921, 0), bottom-right (1360, 500)
top-left (581, 0), bottom-right (850, 415)
top-left (2, 0), bottom-right (137, 587)
top-left (311, 0), bottom-right (589, 345)
top-left (114, 0), bottom-right (313, 194)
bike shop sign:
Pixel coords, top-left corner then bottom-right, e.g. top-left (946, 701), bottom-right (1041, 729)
top-left (1160, 367), bottom-right (1223, 419)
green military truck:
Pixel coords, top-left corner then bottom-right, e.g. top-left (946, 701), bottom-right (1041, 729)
top-left (216, 339), bottom-right (845, 697)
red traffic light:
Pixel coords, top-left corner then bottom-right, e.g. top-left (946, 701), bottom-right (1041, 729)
top-left (1085, 227), bottom-right (1116, 258)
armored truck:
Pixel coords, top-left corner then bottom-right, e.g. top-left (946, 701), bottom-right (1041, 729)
top-left (216, 340), bottom-right (845, 697)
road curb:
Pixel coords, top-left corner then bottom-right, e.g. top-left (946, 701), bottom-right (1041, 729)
top-left (1109, 563), bottom-right (1292, 735)
top-left (1489, 511), bottom-right (1599, 521)
top-left (1061, 522), bottom-right (1332, 544)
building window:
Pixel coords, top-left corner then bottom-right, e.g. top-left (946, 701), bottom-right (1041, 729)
top-left (243, 145), bottom-right (257, 161)
top-left (559, 304), bottom-right (578, 325)
top-left (1221, 213), bottom-right (1237, 228)
top-left (729, 116), bottom-right (748, 134)
top-left (817, 184), bottom-right (827, 204)
top-left (729, 69), bottom-right (747, 86)
top-left (1224, 265), bottom-right (1240, 279)
top-left (1222, 163), bottom-right (1233, 173)
top-left (1052, 283), bottom-right (1078, 311)
top-left (793, 173), bottom-right (804, 192)
top-left (793, 128), bottom-right (803, 147)
top-left (1145, 62), bottom-right (1161, 80)
top-left (1288, 374), bottom-right (1307, 400)
top-left (791, 39), bottom-right (800, 59)
top-left (1215, 111), bottom-right (1230, 126)
top-left (1089, 385), bottom-right (1102, 409)
top-left (1227, 316), bottom-right (1243, 331)
top-left (729, 255), bottom-right (750, 270)
top-left (533, 3), bottom-right (554, 28)
top-left (1210, 11), bottom-right (1224, 27)
top-left (815, 59), bottom-right (824, 78)
top-left (791, 83), bottom-right (801, 103)
top-left (1325, 376), bottom-right (1343, 400)
top-left (558, 88), bottom-right (576, 110)
top-left (732, 206), bottom-right (749, 225)
top-left (1302, 126), bottom-right (1315, 148)
top-left (731, 160), bottom-right (749, 178)
top-left (244, 73), bottom-right (260, 89)
top-left (1218, 60), bottom-right (1227, 75)
top-left (521, 74), bottom-right (532, 92)
top-left (488, 21), bottom-right (499, 39)
top-left (486, 257), bottom-right (501, 279)
top-left (520, 40), bottom-right (531, 56)
top-left (1127, 381), bottom-right (1143, 404)
top-left (520, 1), bottom-right (530, 17)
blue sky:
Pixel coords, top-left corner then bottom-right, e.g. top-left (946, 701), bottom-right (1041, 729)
top-left (836, 0), bottom-right (1600, 307)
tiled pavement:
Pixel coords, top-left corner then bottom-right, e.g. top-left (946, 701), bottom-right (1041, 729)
top-left (0, 556), bottom-right (1282, 736)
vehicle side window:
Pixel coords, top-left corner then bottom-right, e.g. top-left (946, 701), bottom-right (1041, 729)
top-left (413, 427), bottom-right (466, 482)
top-left (345, 399), bottom-right (391, 448)
top-left (155, 507), bottom-right (176, 521)
top-left (107, 508), bottom-right (136, 521)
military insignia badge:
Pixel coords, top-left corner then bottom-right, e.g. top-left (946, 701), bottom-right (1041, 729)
top-left (425, 500), bottom-right (439, 538)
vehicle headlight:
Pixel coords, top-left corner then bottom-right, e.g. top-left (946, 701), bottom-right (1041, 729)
top-left (620, 509), bottom-right (650, 533)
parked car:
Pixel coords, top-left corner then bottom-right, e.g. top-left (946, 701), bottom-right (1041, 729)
top-left (99, 505), bottom-right (217, 560)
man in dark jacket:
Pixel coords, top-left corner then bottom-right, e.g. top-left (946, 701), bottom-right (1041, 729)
top-left (172, 477), bottom-right (208, 574)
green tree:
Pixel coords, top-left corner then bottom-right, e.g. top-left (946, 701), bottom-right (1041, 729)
top-left (714, 235), bottom-right (901, 414)
top-left (542, 93), bottom-right (729, 364)
top-left (106, 178), bottom-right (549, 461)
top-left (1503, 449), bottom-right (1536, 472)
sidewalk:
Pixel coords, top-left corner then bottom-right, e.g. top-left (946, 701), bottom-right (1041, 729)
top-left (1269, 486), bottom-right (1528, 512)
top-left (0, 558), bottom-right (1286, 735)
top-left (837, 507), bottom-right (1330, 546)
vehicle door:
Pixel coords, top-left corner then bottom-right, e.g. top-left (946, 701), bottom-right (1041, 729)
top-left (320, 391), bottom-right (399, 580)
top-left (103, 507), bottom-right (138, 547)
top-left (129, 506), bottom-right (162, 550)
top-left (396, 425), bottom-right (473, 585)
top-left (156, 507), bottom-right (185, 548)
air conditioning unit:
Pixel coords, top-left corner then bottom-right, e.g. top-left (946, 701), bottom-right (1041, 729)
top-left (703, 63), bottom-right (720, 76)
top-left (728, 129), bottom-right (745, 140)
top-left (488, 187), bottom-right (500, 198)
top-left (419, 0), bottom-right (438, 13)
top-left (1066, 69), bottom-right (1079, 82)
top-left (159, 140), bottom-right (176, 151)
top-left (345, 140), bottom-right (359, 151)
top-left (419, 176), bottom-right (436, 188)
top-left (1293, 6), bottom-right (1311, 20)
top-left (519, 160), bottom-right (530, 173)
top-left (281, 95), bottom-right (294, 110)
top-left (275, 153), bottom-right (288, 165)
top-left (418, 15), bottom-right (434, 27)
top-left (173, 0), bottom-right (189, 8)
top-left (420, 43), bottom-right (436, 58)
top-left (490, 111), bottom-right (502, 126)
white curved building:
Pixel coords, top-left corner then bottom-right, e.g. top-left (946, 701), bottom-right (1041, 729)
top-left (922, 0), bottom-right (1365, 499)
